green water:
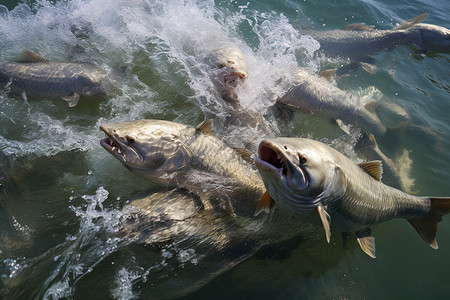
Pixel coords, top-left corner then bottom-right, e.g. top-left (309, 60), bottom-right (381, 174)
top-left (0, 0), bottom-right (449, 299)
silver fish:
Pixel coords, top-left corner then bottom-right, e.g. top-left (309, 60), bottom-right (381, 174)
top-left (0, 50), bottom-right (116, 107)
top-left (200, 40), bottom-right (248, 89)
top-left (306, 13), bottom-right (450, 61)
top-left (255, 137), bottom-right (450, 258)
top-left (197, 40), bottom-right (248, 106)
top-left (277, 67), bottom-right (387, 137)
top-left (100, 119), bottom-right (262, 212)
top-left (101, 119), bottom-right (322, 297)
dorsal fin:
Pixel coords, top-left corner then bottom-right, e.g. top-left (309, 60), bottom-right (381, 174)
top-left (358, 160), bottom-right (383, 181)
top-left (233, 148), bottom-right (255, 164)
top-left (15, 50), bottom-right (50, 63)
top-left (394, 13), bottom-right (429, 30)
top-left (196, 120), bottom-right (215, 136)
top-left (317, 203), bottom-right (331, 243)
top-left (345, 23), bottom-right (374, 31)
top-left (254, 191), bottom-right (274, 216)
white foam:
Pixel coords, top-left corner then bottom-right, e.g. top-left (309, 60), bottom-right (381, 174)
top-left (111, 268), bottom-right (140, 300)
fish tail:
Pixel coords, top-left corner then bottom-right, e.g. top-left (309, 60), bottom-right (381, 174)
top-left (385, 122), bottom-right (441, 151)
top-left (408, 197), bottom-right (450, 249)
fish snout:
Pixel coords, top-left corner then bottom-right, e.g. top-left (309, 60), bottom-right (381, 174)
top-left (221, 71), bottom-right (247, 88)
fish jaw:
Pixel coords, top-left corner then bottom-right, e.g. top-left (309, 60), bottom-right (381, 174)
top-left (221, 70), bottom-right (247, 88)
top-left (99, 120), bottom-right (194, 180)
top-left (100, 125), bottom-right (143, 168)
top-left (255, 139), bottom-right (320, 215)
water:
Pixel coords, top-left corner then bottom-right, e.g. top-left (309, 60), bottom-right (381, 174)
top-left (0, 0), bottom-right (449, 299)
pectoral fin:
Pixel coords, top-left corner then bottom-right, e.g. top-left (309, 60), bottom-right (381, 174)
top-left (254, 191), bottom-right (274, 216)
top-left (317, 203), bottom-right (331, 243)
top-left (355, 228), bottom-right (376, 258)
top-left (62, 93), bottom-right (80, 107)
top-left (335, 119), bottom-right (351, 134)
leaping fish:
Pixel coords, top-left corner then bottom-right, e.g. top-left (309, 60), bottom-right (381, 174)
top-left (255, 137), bottom-right (450, 258)
top-left (196, 39), bottom-right (248, 105)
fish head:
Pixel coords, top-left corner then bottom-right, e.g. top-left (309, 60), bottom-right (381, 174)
top-left (76, 70), bottom-right (108, 97)
top-left (413, 24), bottom-right (450, 54)
top-left (100, 120), bottom-right (193, 180)
top-left (208, 43), bottom-right (248, 88)
top-left (255, 137), bottom-right (344, 215)
top-left (218, 61), bottom-right (248, 88)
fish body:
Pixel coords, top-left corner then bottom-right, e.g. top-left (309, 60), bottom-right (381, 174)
top-left (255, 137), bottom-right (450, 257)
top-left (277, 67), bottom-right (387, 137)
top-left (0, 50), bottom-right (114, 107)
top-left (306, 14), bottom-right (450, 61)
top-left (101, 119), bottom-right (320, 296)
top-left (100, 119), bottom-right (263, 214)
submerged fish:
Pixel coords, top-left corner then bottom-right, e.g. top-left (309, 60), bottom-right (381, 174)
top-left (0, 50), bottom-right (117, 107)
top-left (277, 67), bottom-right (387, 137)
top-left (306, 13), bottom-right (450, 62)
top-left (255, 137), bottom-right (450, 258)
top-left (354, 133), bottom-right (413, 192)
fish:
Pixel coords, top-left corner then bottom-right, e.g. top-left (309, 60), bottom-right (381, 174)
top-left (354, 133), bottom-right (413, 192)
top-left (100, 119), bottom-right (262, 212)
top-left (0, 50), bottom-right (117, 107)
top-left (306, 13), bottom-right (450, 62)
top-left (100, 119), bottom-right (331, 297)
top-left (197, 40), bottom-right (248, 105)
top-left (276, 67), bottom-right (387, 138)
top-left (255, 137), bottom-right (450, 258)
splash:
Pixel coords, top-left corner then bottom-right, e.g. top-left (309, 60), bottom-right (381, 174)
top-left (39, 187), bottom-right (128, 299)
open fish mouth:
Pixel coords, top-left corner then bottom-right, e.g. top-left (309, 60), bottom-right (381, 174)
top-left (222, 71), bottom-right (247, 88)
top-left (99, 126), bottom-right (126, 159)
top-left (256, 142), bottom-right (288, 179)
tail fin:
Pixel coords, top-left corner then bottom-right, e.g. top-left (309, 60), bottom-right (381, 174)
top-left (408, 197), bottom-right (450, 249)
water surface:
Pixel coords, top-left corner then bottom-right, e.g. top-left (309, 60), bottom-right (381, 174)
top-left (0, 0), bottom-right (449, 299)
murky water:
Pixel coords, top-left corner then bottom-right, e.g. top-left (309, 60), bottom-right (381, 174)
top-left (1, 0), bottom-right (449, 299)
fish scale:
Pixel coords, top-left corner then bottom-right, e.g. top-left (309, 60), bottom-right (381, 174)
top-left (0, 50), bottom-right (115, 106)
top-left (255, 137), bottom-right (450, 258)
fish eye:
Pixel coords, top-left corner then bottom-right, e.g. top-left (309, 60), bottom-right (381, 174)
top-left (126, 136), bottom-right (135, 144)
top-left (299, 154), bottom-right (308, 164)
